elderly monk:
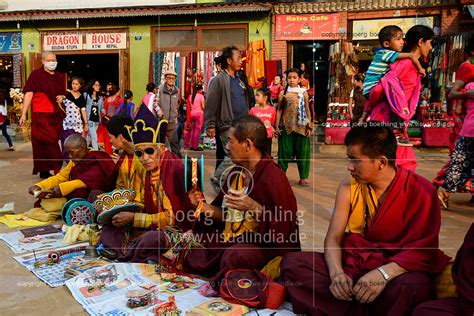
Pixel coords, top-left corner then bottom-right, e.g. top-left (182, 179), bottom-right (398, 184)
top-left (413, 224), bottom-right (474, 316)
top-left (28, 134), bottom-right (115, 202)
top-left (21, 51), bottom-right (66, 179)
top-left (281, 124), bottom-right (450, 315)
top-left (99, 105), bottom-right (194, 262)
top-left (185, 114), bottom-right (300, 290)
top-left (106, 114), bottom-right (145, 202)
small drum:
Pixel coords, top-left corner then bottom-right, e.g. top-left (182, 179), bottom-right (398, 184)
top-left (184, 155), bottom-right (205, 192)
top-left (61, 198), bottom-right (96, 226)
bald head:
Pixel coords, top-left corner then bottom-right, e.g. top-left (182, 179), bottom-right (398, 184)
top-left (65, 134), bottom-right (87, 149)
top-left (64, 134), bottom-right (88, 163)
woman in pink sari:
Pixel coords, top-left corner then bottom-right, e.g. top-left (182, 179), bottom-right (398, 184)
top-left (363, 25), bottom-right (434, 171)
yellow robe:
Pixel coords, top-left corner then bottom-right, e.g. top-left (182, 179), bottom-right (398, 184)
top-left (36, 161), bottom-right (86, 197)
top-left (133, 169), bottom-right (174, 229)
top-left (348, 178), bottom-right (378, 234)
top-left (116, 153), bottom-right (145, 203)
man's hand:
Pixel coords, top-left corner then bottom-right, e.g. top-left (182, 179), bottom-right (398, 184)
top-left (225, 189), bottom-right (262, 219)
top-left (51, 186), bottom-right (62, 198)
top-left (207, 127), bottom-right (216, 139)
top-left (188, 189), bottom-right (205, 207)
top-left (111, 212), bottom-right (135, 227)
top-left (352, 269), bottom-right (387, 304)
top-left (329, 271), bottom-right (353, 301)
top-left (28, 185), bottom-right (41, 195)
top-left (19, 114), bottom-right (27, 126)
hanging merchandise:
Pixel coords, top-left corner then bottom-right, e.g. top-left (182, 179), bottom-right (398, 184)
top-left (327, 40), bottom-right (358, 104)
top-left (150, 51), bottom-right (219, 96)
top-left (246, 40), bottom-right (267, 89)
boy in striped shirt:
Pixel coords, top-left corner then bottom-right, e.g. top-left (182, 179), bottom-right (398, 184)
top-left (363, 25), bottom-right (426, 98)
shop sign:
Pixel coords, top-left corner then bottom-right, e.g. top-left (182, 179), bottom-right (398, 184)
top-left (0, 32), bottom-right (22, 52)
top-left (43, 33), bottom-right (82, 51)
top-left (352, 17), bottom-right (434, 40)
top-left (85, 33), bottom-right (127, 50)
top-left (275, 14), bottom-right (341, 40)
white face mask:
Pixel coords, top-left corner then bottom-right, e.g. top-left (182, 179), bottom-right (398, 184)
top-left (44, 61), bottom-right (57, 71)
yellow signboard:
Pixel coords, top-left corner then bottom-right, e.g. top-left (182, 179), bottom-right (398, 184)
top-left (352, 17), bottom-right (434, 40)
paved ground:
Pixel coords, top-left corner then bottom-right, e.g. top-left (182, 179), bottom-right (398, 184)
top-left (0, 140), bottom-right (472, 315)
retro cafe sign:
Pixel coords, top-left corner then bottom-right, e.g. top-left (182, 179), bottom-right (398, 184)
top-left (43, 32), bottom-right (127, 51)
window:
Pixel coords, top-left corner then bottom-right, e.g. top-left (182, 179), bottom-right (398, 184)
top-left (155, 30), bottom-right (197, 49)
top-left (152, 25), bottom-right (247, 52)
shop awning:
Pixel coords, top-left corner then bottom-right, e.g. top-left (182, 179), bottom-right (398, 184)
top-left (273, 0), bottom-right (458, 14)
top-left (0, 2), bottom-right (272, 22)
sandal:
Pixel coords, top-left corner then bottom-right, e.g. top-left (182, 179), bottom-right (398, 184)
top-left (438, 191), bottom-right (449, 210)
top-left (298, 179), bottom-right (310, 187)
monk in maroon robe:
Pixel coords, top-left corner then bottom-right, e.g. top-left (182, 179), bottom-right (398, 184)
top-left (28, 134), bottom-right (115, 202)
top-left (99, 106), bottom-right (195, 262)
top-left (281, 125), bottom-right (450, 315)
top-left (22, 51), bottom-right (66, 178)
top-left (184, 115), bottom-right (300, 289)
top-left (412, 224), bottom-right (474, 316)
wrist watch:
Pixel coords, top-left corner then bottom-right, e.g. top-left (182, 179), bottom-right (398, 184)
top-left (377, 267), bottom-right (390, 281)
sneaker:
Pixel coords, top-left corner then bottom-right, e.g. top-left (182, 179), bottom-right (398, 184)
top-left (7, 146), bottom-right (14, 151)
top-left (397, 137), bottom-right (413, 147)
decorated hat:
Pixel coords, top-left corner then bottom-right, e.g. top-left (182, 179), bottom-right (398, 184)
top-left (126, 105), bottom-right (168, 145)
top-left (94, 189), bottom-right (144, 225)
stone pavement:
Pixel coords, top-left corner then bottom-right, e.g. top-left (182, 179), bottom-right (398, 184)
top-left (0, 141), bottom-right (472, 315)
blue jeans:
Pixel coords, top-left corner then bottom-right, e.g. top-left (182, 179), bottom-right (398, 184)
top-left (1, 123), bottom-right (13, 147)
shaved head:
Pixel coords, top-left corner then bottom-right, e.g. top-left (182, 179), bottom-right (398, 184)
top-left (64, 134), bottom-right (87, 149)
top-left (232, 115), bottom-right (267, 154)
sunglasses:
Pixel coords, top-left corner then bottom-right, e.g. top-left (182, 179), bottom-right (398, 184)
top-left (134, 147), bottom-right (157, 158)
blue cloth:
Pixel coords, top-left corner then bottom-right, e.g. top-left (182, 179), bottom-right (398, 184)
top-left (363, 49), bottom-right (399, 95)
top-left (229, 75), bottom-right (247, 120)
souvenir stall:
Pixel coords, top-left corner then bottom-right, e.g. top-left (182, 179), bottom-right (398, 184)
top-left (150, 51), bottom-right (220, 98)
top-left (417, 32), bottom-right (472, 147)
top-left (325, 40), bottom-right (358, 144)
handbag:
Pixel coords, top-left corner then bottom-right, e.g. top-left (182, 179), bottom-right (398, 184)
top-left (219, 269), bottom-right (285, 310)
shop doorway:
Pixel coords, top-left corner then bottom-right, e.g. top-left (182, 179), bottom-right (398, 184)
top-left (0, 55), bottom-right (14, 96)
top-left (56, 53), bottom-right (119, 89)
top-left (290, 41), bottom-right (331, 119)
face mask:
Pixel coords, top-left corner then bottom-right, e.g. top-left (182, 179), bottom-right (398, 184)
top-left (44, 61), bottom-right (57, 71)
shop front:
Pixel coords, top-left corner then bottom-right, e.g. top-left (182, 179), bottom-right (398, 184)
top-left (274, 13), bottom-right (342, 121)
top-left (40, 30), bottom-right (129, 90)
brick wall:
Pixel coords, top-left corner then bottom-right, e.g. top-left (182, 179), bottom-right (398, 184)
top-left (271, 15), bottom-right (288, 71)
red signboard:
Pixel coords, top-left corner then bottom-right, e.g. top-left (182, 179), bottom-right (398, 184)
top-left (275, 14), bottom-right (341, 41)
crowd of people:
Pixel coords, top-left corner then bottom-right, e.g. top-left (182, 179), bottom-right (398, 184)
top-left (12, 23), bottom-right (474, 315)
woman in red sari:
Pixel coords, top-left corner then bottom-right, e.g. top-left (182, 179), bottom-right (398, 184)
top-left (363, 25), bottom-right (434, 171)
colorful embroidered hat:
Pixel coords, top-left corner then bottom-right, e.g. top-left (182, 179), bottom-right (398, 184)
top-left (94, 189), bottom-right (144, 225)
top-left (126, 105), bottom-right (168, 145)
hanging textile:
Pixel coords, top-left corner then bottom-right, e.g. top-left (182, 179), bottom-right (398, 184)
top-left (151, 52), bottom-right (165, 85)
top-left (246, 40), bottom-right (267, 89)
top-left (265, 60), bottom-right (279, 88)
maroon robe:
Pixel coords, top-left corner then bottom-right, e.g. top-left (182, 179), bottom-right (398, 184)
top-left (66, 151), bottom-right (115, 200)
top-left (413, 224), bottom-right (474, 316)
top-left (183, 155), bottom-right (300, 289)
top-left (99, 150), bottom-right (195, 262)
top-left (281, 168), bottom-right (450, 315)
top-left (23, 67), bottom-right (66, 175)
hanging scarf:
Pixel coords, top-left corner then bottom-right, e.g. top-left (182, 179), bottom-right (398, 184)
top-left (286, 86), bottom-right (308, 125)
